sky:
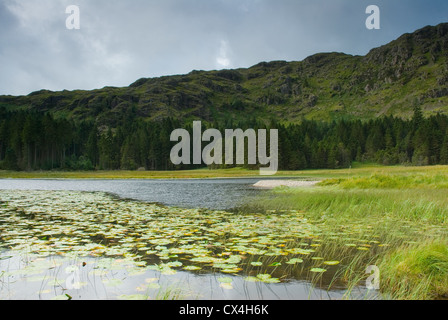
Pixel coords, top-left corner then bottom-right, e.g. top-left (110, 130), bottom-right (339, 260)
top-left (1, 0), bottom-right (448, 96)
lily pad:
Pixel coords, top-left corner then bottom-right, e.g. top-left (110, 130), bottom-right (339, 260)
top-left (244, 276), bottom-right (260, 282)
top-left (256, 274), bottom-right (271, 281)
top-left (256, 274), bottom-right (280, 283)
top-left (146, 283), bottom-right (161, 290)
top-left (323, 261), bottom-right (340, 266)
top-left (190, 256), bottom-right (216, 264)
top-left (310, 268), bottom-right (327, 273)
top-left (183, 266), bottom-right (202, 271)
top-left (217, 277), bottom-right (233, 284)
top-left (219, 283), bottom-right (234, 290)
top-left (213, 263), bottom-right (239, 269)
top-left (102, 279), bottom-right (123, 287)
top-left (160, 268), bottom-right (177, 275)
top-left (286, 258), bottom-right (303, 264)
top-left (221, 268), bottom-right (241, 274)
top-left (166, 261), bottom-right (183, 268)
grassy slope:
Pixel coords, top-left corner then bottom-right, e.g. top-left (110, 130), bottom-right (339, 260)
top-left (2, 24), bottom-right (448, 125)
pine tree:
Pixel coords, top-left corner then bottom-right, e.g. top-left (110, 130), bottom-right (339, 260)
top-left (440, 135), bottom-right (448, 165)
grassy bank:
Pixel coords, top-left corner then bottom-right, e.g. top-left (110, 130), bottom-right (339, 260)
top-left (2, 163), bottom-right (448, 180)
top-left (239, 166), bottom-right (448, 299)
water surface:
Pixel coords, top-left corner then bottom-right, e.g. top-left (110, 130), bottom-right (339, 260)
top-left (0, 178), bottom-right (268, 210)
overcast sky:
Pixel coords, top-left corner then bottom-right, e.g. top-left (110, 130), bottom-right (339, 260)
top-left (1, 0), bottom-right (448, 96)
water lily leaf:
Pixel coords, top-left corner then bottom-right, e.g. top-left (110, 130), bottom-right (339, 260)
top-left (221, 268), bottom-right (241, 274)
top-left (213, 263), bottom-right (238, 269)
top-left (226, 255), bottom-right (242, 264)
top-left (217, 277), bottom-right (233, 284)
top-left (323, 261), bottom-right (340, 266)
top-left (256, 274), bottom-right (272, 281)
top-left (183, 266), bottom-right (201, 271)
top-left (244, 276), bottom-right (259, 282)
top-left (310, 268), bottom-right (327, 273)
top-left (147, 265), bottom-right (161, 271)
top-left (250, 262), bottom-right (263, 267)
top-left (256, 274), bottom-right (280, 283)
top-left (160, 268), bottom-right (177, 275)
top-left (263, 277), bottom-right (281, 283)
top-left (219, 283), bottom-right (234, 290)
top-left (136, 285), bottom-right (147, 292)
top-left (286, 258), bottom-right (303, 264)
top-left (147, 283), bottom-right (161, 290)
top-left (190, 256), bottom-right (216, 263)
top-left (166, 261), bottom-right (183, 268)
top-left (102, 279), bottom-right (123, 287)
top-left (288, 248), bottom-right (314, 255)
top-left (128, 268), bottom-right (147, 276)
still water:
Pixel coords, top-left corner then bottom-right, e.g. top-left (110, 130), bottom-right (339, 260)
top-left (0, 178), bottom-right (267, 210)
top-left (0, 179), bottom-right (377, 300)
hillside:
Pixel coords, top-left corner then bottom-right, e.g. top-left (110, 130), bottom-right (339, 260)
top-left (1, 23), bottom-right (448, 126)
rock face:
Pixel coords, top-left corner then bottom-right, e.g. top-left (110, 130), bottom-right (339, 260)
top-left (2, 23), bottom-right (448, 125)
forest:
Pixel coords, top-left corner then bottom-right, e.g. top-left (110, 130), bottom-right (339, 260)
top-left (0, 106), bottom-right (447, 172)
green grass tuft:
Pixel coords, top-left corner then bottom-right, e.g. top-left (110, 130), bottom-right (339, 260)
top-left (378, 240), bottom-right (448, 300)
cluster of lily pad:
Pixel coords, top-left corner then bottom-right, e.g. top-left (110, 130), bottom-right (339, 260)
top-left (1, 189), bottom-right (445, 291)
top-left (0, 190), bottom-right (330, 279)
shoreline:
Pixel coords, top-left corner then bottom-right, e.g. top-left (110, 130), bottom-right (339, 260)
top-left (253, 180), bottom-right (320, 189)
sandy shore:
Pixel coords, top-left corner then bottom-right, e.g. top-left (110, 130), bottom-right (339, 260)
top-left (253, 180), bottom-right (320, 188)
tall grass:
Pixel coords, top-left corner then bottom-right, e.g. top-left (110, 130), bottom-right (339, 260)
top-left (243, 187), bottom-right (448, 224)
top-left (377, 240), bottom-right (448, 300)
top-left (239, 168), bottom-right (448, 299)
top-left (319, 173), bottom-right (448, 189)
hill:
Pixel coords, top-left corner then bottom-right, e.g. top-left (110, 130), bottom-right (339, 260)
top-left (1, 23), bottom-right (448, 126)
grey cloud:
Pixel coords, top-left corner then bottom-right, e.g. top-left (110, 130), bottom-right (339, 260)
top-left (0, 0), bottom-right (447, 95)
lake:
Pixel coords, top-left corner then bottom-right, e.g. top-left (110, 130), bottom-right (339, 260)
top-left (0, 178), bottom-right (377, 300)
top-left (0, 178), bottom-right (268, 210)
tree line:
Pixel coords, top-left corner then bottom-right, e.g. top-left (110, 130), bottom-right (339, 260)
top-left (0, 106), bottom-right (447, 171)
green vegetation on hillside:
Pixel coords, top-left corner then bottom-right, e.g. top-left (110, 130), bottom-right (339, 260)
top-left (1, 23), bottom-right (448, 126)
